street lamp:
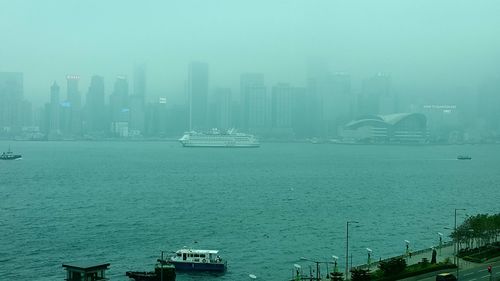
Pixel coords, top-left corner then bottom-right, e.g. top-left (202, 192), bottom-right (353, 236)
top-left (301, 257), bottom-right (329, 280)
top-left (454, 208), bottom-right (466, 280)
top-left (292, 264), bottom-right (301, 281)
top-left (346, 221), bottom-right (359, 280)
top-left (438, 232), bottom-right (443, 256)
top-left (366, 248), bottom-right (372, 270)
top-left (404, 240), bottom-right (410, 260)
top-left (332, 255), bottom-right (339, 273)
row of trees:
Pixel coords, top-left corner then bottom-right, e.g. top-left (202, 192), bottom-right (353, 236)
top-left (451, 213), bottom-right (500, 250)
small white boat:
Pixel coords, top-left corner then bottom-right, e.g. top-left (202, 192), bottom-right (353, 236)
top-left (169, 249), bottom-right (227, 272)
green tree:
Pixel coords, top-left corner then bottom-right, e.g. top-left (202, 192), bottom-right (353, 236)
top-left (378, 257), bottom-right (406, 277)
top-left (350, 268), bottom-right (371, 281)
top-left (329, 271), bottom-right (344, 281)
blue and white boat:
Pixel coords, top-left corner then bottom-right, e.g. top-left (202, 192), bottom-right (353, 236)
top-left (169, 249), bottom-right (227, 272)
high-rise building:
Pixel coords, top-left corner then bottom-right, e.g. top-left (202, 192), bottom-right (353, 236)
top-left (240, 73), bottom-right (268, 131)
top-left (85, 75), bottom-right (106, 134)
top-left (65, 75), bottom-right (82, 136)
top-left (358, 73), bottom-right (393, 116)
top-left (110, 76), bottom-right (129, 136)
top-left (188, 62), bottom-right (209, 131)
top-left (130, 64), bottom-right (146, 135)
top-left (477, 76), bottom-right (500, 131)
top-left (291, 87), bottom-right (308, 138)
top-left (213, 87), bottom-right (232, 129)
top-left (271, 83), bottom-right (294, 139)
top-left (271, 83), bottom-right (293, 129)
top-left (133, 64), bottom-right (146, 99)
top-left (48, 81), bottom-right (61, 139)
top-left (0, 72), bottom-right (23, 135)
top-left (306, 60), bottom-right (330, 137)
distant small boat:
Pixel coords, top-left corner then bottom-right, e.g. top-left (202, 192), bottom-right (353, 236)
top-left (457, 155), bottom-right (472, 160)
top-left (0, 147), bottom-right (22, 160)
top-left (169, 249), bottom-right (227, 272)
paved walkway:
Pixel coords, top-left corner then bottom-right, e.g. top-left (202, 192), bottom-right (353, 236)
top-left (356, 242), bottom-right (455, 270)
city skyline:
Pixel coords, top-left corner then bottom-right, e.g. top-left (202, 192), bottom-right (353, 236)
top-left (1, 1), bottom-right (500, 106)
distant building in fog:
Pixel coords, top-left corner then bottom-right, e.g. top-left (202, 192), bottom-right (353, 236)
top-left (131, 64), bottom-right (147, 135)
top-left (188, 62), bottom-right (209, 131)
top-left (110, 76), bottom-right (129, 136)
top-left (358, 73), bottom-right (395, 116)
top-left (0, 72), bottom-right (24, 135)
top-left (85, 75), bottom-right (106, 134)
top-left (240, 73), bottom-right (268, 132)
top-left (340, 113), bottom-right (427, 143)
top-left (48, 81), bottom-right (61, 139)
top-left (477, 76), bottom-right (500, 132)
top-left (63, 75), bottom-right (82, 136)
top-left (213, 87), bottom-right (232, 130)
top-left (271, 83), bottom-right (293, 137)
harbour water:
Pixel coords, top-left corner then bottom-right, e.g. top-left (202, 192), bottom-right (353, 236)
top-left (1, 141), bottom-right (499, 281)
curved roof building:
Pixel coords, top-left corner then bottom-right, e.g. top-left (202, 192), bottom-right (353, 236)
top-left (341, 113), bottom-right (428, 143)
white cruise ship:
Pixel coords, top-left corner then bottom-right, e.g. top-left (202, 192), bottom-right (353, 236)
top-left (179, 129), bottom-right (260, 148)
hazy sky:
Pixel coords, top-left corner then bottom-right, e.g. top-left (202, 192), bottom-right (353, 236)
top-left (1, 0), bottom-right (499, 105)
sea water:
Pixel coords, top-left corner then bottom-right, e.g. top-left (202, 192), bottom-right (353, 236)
top-left (1, 141), bottom-right (498, 280)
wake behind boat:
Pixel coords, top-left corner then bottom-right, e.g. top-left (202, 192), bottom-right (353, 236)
top-left (169, 249), bottom-right (227, 272)
top-left (179, 128), bottom-right (259, 148)
top-left (1, 147), bottom-right (22, 160)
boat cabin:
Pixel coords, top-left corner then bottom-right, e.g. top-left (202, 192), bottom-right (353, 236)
top-left (173, 249), bottom-right (222, 263)
top-left (62, 262), bottom-right (110, 281)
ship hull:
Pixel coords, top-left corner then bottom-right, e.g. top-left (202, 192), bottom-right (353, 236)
top-left (180, 142), bottom-right (259, 148)
top-left (169, 261), bottom-right (226, 272)
top-left (0, 155), bottom-right (22, 160)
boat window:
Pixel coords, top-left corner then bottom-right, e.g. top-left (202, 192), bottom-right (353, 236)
top-left (200, 254), bottom-right (206, 258)
top-left (177, 253), bottom-right (181, 257)
top-left (194, 254), bottom-right (199, 257)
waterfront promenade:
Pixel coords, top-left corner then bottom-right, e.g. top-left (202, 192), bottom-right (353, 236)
top-left (355, 242), bottom-right (500, 281)
top-left (356, 242), bottom-right (455, 271)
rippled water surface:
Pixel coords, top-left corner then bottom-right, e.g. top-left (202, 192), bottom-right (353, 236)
top-left (1, 141), bottom-right (499, 280)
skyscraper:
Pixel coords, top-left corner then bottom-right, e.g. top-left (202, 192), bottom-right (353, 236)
top-left (358, 73), bottom-right (393, 116)
top-left (110, 76), bottom-right (129, 136)
top-left (188, 62), bottom-right (209, 130)
top-left (85, 75), bottom-right (106, 134)
top-left (213, 87), bottom-right (232, 130)
top-left (0, 72), bottom-right (23, 135)
top-left (133, 63), bottom-right (146, 99)
top-left (48, 81), bottom-right (60, 139)
top-left (131, 64), bottom-right (146, 135)
top-left (65, 75), bottom-right (82, 136)
top-left (320, 72), bottom-right (352, 137)
top-left (271, 83), bottom-right (293, 129)
top-left (240, 73), bottom-right (268, 131)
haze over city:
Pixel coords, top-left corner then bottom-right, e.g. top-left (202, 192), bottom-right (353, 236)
top-left (2, 2), bottom-right (500, 281)
top-left (2, 0), bottom-right (500, 106)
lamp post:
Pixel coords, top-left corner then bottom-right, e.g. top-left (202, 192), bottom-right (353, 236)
top-left (346, 221), bottom-right (359, 280)
top-left (293, 264), bottom-right (301, 281)
top-left (332, 255), bottom-right (339, 273)
top-left (301, 257), bottom-right (332, 280)
top-left (366, 248), bottom-right (372, 270)
top-left (404, 240), bottom-right (410, 262)
top-left (437, 232), bottom-right (443, 256)
top-left (454, 208), bottom-right (466, 280)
